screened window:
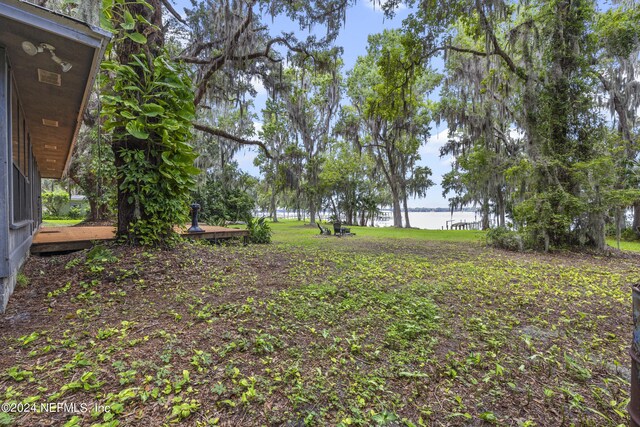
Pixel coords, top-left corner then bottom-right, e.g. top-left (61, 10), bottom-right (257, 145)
top-left (11, 78), bottom-right (30, 223)
top-left (11, 80), bottom-right (18, 167)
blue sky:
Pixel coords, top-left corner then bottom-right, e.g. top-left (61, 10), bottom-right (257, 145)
top-left (172, 0), bottom-right (465, 208)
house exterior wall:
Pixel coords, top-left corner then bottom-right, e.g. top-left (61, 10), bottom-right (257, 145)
top-left (0, 47), bottom-right (41, 313)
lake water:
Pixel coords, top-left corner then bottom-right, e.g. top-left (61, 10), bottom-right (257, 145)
top-left (377, 211), bottom-right (480, 230)
top-left (268, 210), bottom-right (480, 230)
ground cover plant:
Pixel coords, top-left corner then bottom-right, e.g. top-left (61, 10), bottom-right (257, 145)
top-left (1, 221), bottom-right (639, 426)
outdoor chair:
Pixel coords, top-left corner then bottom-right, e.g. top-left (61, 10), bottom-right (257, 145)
top-left (333, 222), bottom-right (351, 236)
top-left (317, 223), bottom-right (331, 235)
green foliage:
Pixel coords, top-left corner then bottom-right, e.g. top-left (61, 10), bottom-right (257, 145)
top-left (101, 52), bottom-right (198, 244)
top-left (101, 0), bottom-right (199, 245)
top-left (320, 138), bottom-right (389, 225)
top-left (620, 228), bottom-right (640, 241)
top-left (193, 168), bottom-right (256, 225)
top-left (347, 29), bottom-right (438, 227)
top-left (16, 272), bottom-right (28, 287)
top-left (86, 245), bottom-right (118, 265)
top-left (68, 124), bottom-right (116, 222)
top-left (41, 190), bottom-right (70, 217)
top-left (67, 205), bottom-right (86, 220)
top-left (246, 217), bottom-right (272, 244)
top-left (595, 5), bottom-right (640, 59)
top-left (513, 188), bottom-right (585, 249)
top-left (486, 227), bottom-right (524, 252)
top-left (432, 0), bottom-right (640, 250)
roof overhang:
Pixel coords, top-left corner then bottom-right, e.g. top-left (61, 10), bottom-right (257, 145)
top-left (0, 0), bottom-right (110, 179)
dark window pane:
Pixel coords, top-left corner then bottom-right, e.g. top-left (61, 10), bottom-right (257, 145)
top-left (11, 80), bottom-right (18, 168)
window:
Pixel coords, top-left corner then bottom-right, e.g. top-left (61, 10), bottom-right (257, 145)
top-left (11, 78), bottom-right (30, 223)
top-left (11, 80), bottom-right (18, 166)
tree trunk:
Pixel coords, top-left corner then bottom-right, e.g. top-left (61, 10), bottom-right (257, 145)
top-left (615, 209), bottom-right (625, 232)
top-left (270, 189), bottom-right (278, 222)
top-left (402, 190), bottom-right (411, 228)
top-left (330, 196), bottom-right (338, 221)
top-left (113, 140), bottom-right (138, 238)
top-left (391, 187), bottom-right (403, 228)
top-left (633, 202), bottom-right (640, 233)
top-left (481, 197), bottom-right (490, 230)
top-left (309, 197), bottom-right (317, 225)
top-left (588, 211), bottom-right (606, 251)
top-left (88, 199), bottom-right (98, 222)
top-left (112, 0), bottom-right (164, 241)
top-left (497, 186), bottom-right (505, 227)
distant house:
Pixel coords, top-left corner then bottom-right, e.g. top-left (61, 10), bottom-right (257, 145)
top-left (0, 0), bottom-right (109, 312)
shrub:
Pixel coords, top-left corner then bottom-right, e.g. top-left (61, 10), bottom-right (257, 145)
top-left (621, 227), bottom-right (640, 241)
top-left (486, 226), bottom-right (524, 251)
top-left (42, 190), bottom-right (69, 217)
top-left (68, 205), bottom-right (86, 220)
top-left (194, 181), bottom-right (254, 225)
top-left (247, 217), bottom-right (271, 244)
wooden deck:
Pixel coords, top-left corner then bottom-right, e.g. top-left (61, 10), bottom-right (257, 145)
top-left (31, 225), bottom-right (249, 254)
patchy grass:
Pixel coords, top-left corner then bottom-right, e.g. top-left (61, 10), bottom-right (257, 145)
top-left (1, 223), bottom-right (638, 426)
top-left (606, 238), bottom-right (640, 253)
top-left (271, 219), bottom-right (485, 246)
top-left (42, 219), bottom-right (83, 227)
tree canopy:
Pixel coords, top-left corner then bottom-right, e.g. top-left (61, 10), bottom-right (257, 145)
top-left (34, 0), bottom-right (640, 250)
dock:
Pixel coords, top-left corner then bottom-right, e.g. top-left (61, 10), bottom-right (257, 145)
top-left (31, 225), bottom-right (249, 254)
top-left (445, 220), bottom-right (482, 230)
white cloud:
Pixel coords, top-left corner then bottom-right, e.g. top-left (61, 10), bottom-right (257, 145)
top-left (440, 155), bottom-right (454, 166)
top-left (236, 148), bottom-right (260, 177)
top-left (509, 127), bottom-right (525, 140)
top-left (253, 121), bottom-right (263, 137)
top-left (250, 76), bottom-right (267, 97)
top-left (420, 128), bottom-right (450, 157)
top-left (364, 0), bottom-right (405, 12)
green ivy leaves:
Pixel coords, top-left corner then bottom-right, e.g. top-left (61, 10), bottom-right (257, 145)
top-left (124, 121), bottom-right (149, 140)
top-left (101, 48), bottom-right (199, 244)
top-left (141, 103), bottom-right (165, 117)
top-left (126, 32), bottom-right (147, 44)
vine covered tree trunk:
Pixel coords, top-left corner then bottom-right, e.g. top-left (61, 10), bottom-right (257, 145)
top-left (112, 140), bottom-right (143, 235)
top-left (111, 0), bottom-right (163, 241)
top-left (102, 0), bottom-right (197, 245)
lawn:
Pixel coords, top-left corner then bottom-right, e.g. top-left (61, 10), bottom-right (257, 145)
top-left (41, 219), bottom-right (84, 227)
top-left (606, 238), bottom-right (640, 253)
top-left (0, 221), bottom-right (638, 426)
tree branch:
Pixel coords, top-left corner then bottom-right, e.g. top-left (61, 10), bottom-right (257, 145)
top-left (474, 0), bottom-right (529, 82)
top-left (160, 0), bottom-right (188, 26)
top-left (193, 122), bottom-right (273, 159)
top-left (194, 4), bottom-right (255, 105)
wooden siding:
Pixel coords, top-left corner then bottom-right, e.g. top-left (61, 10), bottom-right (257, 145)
top-left (1, 47), bottom-right (42, 312)
top-left (0, 47), bottom-right (9, 280)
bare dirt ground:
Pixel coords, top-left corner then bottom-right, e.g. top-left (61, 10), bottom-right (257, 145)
top-left (1, 237), bottom-right (638, 426)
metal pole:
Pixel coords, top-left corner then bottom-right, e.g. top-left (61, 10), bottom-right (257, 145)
top-left (188, 203), bottom-right (204, 233)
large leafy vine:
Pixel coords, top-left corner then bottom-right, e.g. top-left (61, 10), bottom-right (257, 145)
top-left (100, 0), bottom-right (199, 245)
